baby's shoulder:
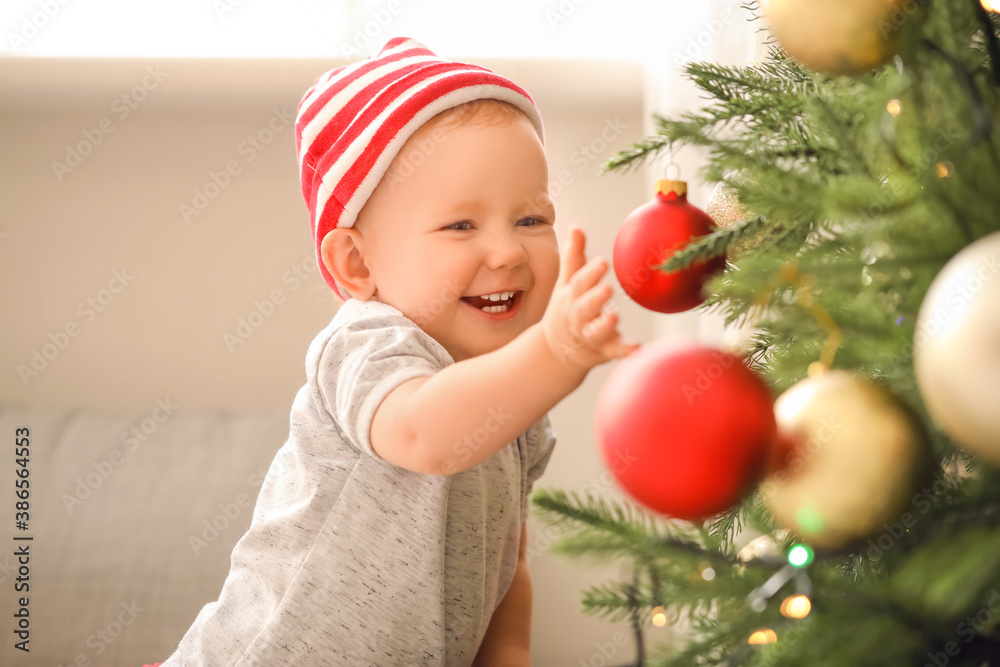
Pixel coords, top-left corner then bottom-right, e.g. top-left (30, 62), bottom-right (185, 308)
top-left (305, 299), bottom-right (453, 383)
top-left (315, 299), bottom-right (419, 351)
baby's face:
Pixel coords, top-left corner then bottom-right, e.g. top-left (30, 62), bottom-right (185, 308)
top-left (354, 112), bottom-right (559, 362)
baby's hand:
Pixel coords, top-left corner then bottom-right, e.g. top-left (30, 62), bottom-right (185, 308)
top-left (541, 226), bottom-right (640, 370)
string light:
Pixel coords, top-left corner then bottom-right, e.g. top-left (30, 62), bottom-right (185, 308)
top-left (807, 361), bottom-right (828, 377)
top-left (749, 262), bottom-right (843, 371)
top-left (701, 566), bottom-right (716, 581)
top-left (886, 99), bottom-right (902, 116)
top-left (747, 629), bottom-right (778, 645)
top-left (787, 544), bottom-right (814, 568)
top-left (936, 162), bottom-right (952, 178)
top-left (780, 594), bottom-right (813, 619)
top-left (651, 606), bottom-right (667, 627)
top-left (982, 0), bottom-right (1000, 13)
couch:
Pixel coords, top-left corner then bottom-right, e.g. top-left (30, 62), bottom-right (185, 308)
top-left (0, 404), bottom-right (290, 666)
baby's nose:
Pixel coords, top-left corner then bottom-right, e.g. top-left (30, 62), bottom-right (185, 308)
top-left (484, 232), bottom-right (528, 269)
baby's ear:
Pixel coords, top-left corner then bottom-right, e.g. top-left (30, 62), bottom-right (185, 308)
top-left (320, 228), bottom-right (376, 300)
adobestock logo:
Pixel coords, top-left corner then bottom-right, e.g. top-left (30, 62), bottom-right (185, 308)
top-left (385, 103), bottom-right (506, 192)
top-left (925, 589), bottom-right (1000, 667)
top-left (408, 278), bottom-right (463, 331)
top-left (51, 66), bottom-right (169, 182)
top-left (53, 599), bottom-right (146, 667)
top-left (525, 449), bottom-right (639, 566)
top-left (863, 124), bottom-right (962, 222)
top-left (882, 248), bottom-right (998, 376)
top-left (223, 255), bottom-right (320, 353)
top-left (18, 267), bottom-right (136, 386)
top-left (914, 252), bottom-right (1000, 343)
top-left (547, 116), bottom-right (628, 201)
top-left (577, 630), bottom-right (631, 667)
top-left (614, 243), bottom-right (674, 295)
top-left (678, 350), bottom-right (738, 405)
top-left (670, 6), bottom-right (741, 67)
top-left (548, 299), bottom-right (625, 366)
top-left (6, 0), bottom-right (72, 52)
top-left (878, 0), bottom-right (927, 39)
top-left (339, 0), bottom-right (404, 57)
top-left (179, 107), bottom-right (295, 224)
top-left (188, 493), bottom-right (254, 556)
top-left (757, 416), bottom-right (843, 500)
top-left (186, 458), bottom-right (290, 557)
top-left (61, 398), bottom-right (181, 514)
top-left (212, 0), bottom-right (248, 20)
top-left (863, 477), bottom-right (953, 563)
top-left (437, 406), bottom-right (513, 475)
top-left (544, 0), bottom-right (592, 30)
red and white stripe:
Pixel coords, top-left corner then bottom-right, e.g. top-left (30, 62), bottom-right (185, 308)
top-left (294, 37), bottom-right (545, 299)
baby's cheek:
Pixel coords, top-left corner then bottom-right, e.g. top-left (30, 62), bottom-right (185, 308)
top-left (538, 247), bottom-right (561, 294)
top-left (529, 272), bottom-right (558, 324)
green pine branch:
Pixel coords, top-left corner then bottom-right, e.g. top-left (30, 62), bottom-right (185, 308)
top-left (540, 1), bottom-right (1000, 664)
top-left (660, 217), bottom-right (767, 271)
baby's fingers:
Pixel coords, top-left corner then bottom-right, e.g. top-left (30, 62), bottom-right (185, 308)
top-left (604, 336), bottom-right (642, 360)
top-left (576, 281), bottom-right (613, 325)
top-left (569, 256), bottom-right (609, 298)
top-left (585, 311), bottom-right (641, 360)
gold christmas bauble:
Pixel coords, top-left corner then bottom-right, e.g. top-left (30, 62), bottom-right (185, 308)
top-left (914, 231), bottom-right (1000, 464)
top-left (759, 370), bottom-right (931, 549)
top-left (764, 0), bottom-right (908, 76)
top-left (705, 180), bottom-right (746, 228)
top-left (705, 179), bottom-right (761, 259)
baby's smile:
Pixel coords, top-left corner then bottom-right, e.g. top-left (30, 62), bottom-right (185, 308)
top-left (460, 290), bottom-right (522, 315)
top-left (462, 290), bottom-right (524, 320)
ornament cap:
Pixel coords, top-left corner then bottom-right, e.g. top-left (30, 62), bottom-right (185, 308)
top-left (656, 179), bottom-right (688, 198)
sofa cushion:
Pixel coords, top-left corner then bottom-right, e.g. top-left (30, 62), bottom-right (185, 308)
top-left (0, 403), bottom-right (290, 667)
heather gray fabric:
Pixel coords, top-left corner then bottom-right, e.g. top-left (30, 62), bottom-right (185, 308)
top-left (161, 298), bottom-right (556, 666)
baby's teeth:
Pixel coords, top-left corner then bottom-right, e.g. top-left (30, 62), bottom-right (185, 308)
top-left (489, 293), bottom-right (501, 301)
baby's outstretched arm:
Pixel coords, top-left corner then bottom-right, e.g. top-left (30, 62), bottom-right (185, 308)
top-left (370, 226), bottom-right (639, 475)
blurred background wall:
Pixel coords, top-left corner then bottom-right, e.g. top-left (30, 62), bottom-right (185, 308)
top-left (0, 2), bottom-right (757, 665)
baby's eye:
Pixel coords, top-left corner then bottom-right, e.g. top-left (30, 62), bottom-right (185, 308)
top-left (445, 221), bottom-right (472, 231)
top-left (516, 216), bottom-right (547, 227)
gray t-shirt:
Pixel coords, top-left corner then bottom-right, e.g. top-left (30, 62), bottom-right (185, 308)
top-left (161, 298), bottom-right (557, 666)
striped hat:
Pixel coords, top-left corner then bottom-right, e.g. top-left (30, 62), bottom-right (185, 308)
top-left (295, 36), bottom-right (546, 299)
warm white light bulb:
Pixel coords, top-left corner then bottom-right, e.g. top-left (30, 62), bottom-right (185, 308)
top-left (747, 629), bottom-right (778, 645)
top-left (780, 594), bottom-right (812, 619)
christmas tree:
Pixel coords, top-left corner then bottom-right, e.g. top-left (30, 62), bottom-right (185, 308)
top-left (533, 1), bottom-right (1000, 665)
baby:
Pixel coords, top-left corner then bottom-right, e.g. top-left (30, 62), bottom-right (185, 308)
top-left (156, 36), bottom-right (637, 667)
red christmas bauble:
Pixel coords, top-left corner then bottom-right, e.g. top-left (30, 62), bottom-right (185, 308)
top-left (595, 341), bottom-right (777, 521)
top-left (613, 180), bottom-right (726, 313)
